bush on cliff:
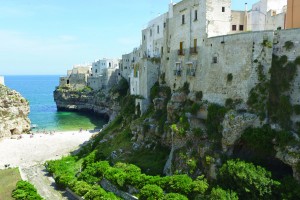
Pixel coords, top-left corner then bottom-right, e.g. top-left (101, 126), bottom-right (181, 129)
top-left (218, 159), bottom-right (280, 199)
top-left (12, 181), bottom-right (43, 200)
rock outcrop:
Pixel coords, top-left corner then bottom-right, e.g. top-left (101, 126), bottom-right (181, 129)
top-left (54, 88), bottom-right (117, 120)
top-left (0, 85), bottom-right (31, 138)
top-left (221, 110), bottom-right (258, 154)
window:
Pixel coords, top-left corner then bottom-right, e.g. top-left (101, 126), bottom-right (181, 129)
top-left (182, 15), bottom-right (185, 24)
top-left (144, 35), bottom-right (146, 41)
top-left (95, 69), bottom-right (98, 73)
top-left (239, 25), bottom-right (244, 31)
top-left (232, 25), bottom-right (237, 31)
top-left (164, 22), bottom-right (166, 28)
top-left (222, 7), bottom-right (225, 12)
top-left (157, 25), bottom-right (159, 34)
top-left (150, 29), bottom-right (152, 37)
top-left (194, 10), bottom-right (198, 21)
top-left (213, 56), bottom-right (218, 63)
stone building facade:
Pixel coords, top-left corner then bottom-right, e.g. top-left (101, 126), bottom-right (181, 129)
top-left (87, 58), bottom-right (120, 91)
top-left (122, 0), bottom-right (300, 115)
top-left (59, 65), bottom-right (91, 90)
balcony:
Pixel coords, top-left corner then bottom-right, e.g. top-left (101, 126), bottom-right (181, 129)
top-left (190, 47), bottom-right (198, 54)
top-left (187, 68), bottom-right (196, 76)
top-left (177, 49), bottom-right (184, 56)
top-left (174, 69), bottom-right (182, 76)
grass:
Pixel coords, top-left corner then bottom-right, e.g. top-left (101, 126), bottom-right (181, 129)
top-left (0, 168), bottom-right (22, 200)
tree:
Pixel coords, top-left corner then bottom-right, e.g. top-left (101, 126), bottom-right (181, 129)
top-left (210, 187), bottom-right (238, 200)
top-left (218, 160), bottom-right (280, 199)
top-left (139, 184), bottom-right (164, 200)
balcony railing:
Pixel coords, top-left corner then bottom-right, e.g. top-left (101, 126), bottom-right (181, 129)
top-left (174, 69), bottom-right (182, 76)
top-left (190, 47), bottom-right (198, 54)
top-left (177, 49), bottom-right (184, 56)
top-left (187, 68), bottom-right (196, 76)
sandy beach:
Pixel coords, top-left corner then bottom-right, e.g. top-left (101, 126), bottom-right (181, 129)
top-left (0, 131), bottom-right (94, 169)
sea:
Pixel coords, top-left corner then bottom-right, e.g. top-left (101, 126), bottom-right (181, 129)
top-left (4, 75), bottom-right (107, 131)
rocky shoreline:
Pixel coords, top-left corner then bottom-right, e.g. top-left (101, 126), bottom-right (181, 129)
top-left (0, 85), bottom-right (31, 138)
top-left (53, 88), bottom-right (118, 121)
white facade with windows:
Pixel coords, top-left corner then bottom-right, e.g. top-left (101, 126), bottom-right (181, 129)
top-left (0, 76), bottom-right (4, 85)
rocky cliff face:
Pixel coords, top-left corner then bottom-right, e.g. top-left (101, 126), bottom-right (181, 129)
top-left (53, 88), bottom-right (118, 120)
top-left (0, 85), bottom-right (31, 138)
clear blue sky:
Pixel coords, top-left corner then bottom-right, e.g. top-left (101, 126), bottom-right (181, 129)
top-left (0, 0), bottom-right (257, 75)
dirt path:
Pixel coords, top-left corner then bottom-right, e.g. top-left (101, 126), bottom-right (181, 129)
top-left (20, 165), bottom-right (69, 200)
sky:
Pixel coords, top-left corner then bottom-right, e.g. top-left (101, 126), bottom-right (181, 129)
top-left (0, 0), bottom-right (257, 75)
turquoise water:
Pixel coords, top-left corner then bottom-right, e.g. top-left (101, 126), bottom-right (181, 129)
top-left (5, 75), bottom-right (107, 131)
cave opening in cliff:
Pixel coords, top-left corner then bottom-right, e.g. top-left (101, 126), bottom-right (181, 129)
top-left (10, 129), bottom-right (16, 135)
top-left (232, 141), bottom-right (293, 180)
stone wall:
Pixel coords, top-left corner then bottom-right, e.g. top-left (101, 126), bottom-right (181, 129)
top-left (164, 30), bottom-right (276, 105)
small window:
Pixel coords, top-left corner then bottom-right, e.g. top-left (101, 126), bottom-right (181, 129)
top-left (239, 25), bottom-right (244, 31)
top-left (164, 22), bottom-right (166, 28)
top-left (213, 56), bottom-right (218, 63)
top-left (144, 35), bottom-right (146, 41)
top-left (95, 69), bottom-right (98, 73)
top-left (222, 7), bottom-right (225, 12)
top-left (182, 15), bottom-right (185, 24)
top-left (157, 25), bottom-right (159, 34)
top-left (232, 25), bottom-right (237, 31)
top-left (150, 29), bottom-right (152, 37)
top-left (194, 10), bottom-right (198, 20)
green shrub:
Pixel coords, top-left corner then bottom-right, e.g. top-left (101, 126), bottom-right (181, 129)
top-left (190, 103), bottom-right (201, 115)
top-left (196, 91), bottom-right (203, 101)
top-left (278, 176), bottom-right (300, 200)
top-left (262, 40), bottom-right (272, 48)
top-left (227, 73), bottom-right (233, 82)
top-left (207, 104), bottom-right (228, 137)
top-left (218, 159), bottom-right (280, 199)
top-left (150, 82), bottom-right (160, 101)
top-left (167, 174), bottom-right (193, 195)
top-left (139, 184), bottom-right (164, 200)
top-left (104, 168), bottom-right (127, 187)
top-left (163, 193), bottom-right (189, 200)
top-left (12, 181), bottom-right (43, 200)
top-left (209, 187), bottom-right (238, 200)
top-left (294, 105), bottom-right (300, 115)
top-left (295, 56), bottom-right (300, 65)
top-left (284, 41), bottom-right (294, 51)
top-left (111, 77), bottom-right (129, 97)
top-left (71, 181), bottom-right (92, 197)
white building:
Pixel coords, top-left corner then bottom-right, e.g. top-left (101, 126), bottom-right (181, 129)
top-left (0, 76), bottom-right (4, 85)
top-left (142, 13), bottom-right (168, 58)
top-left (248, 0), bottom-right (287, 31)
top-left (87, 58), bottom-right (120, 91)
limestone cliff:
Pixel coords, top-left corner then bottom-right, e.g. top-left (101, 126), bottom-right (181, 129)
top-left (53, 87), bottom-right (118, 120)
top-left (0, 85), bottom-right (31, 138)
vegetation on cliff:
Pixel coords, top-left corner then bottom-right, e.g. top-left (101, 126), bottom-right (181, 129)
top-left (48, 77), bottom-right (300, 199)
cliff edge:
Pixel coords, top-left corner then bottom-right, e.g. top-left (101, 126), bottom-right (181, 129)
top-left (0, 85), bottom-right (31, 138)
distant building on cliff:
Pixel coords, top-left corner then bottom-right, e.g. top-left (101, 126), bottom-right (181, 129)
top-left (59, 64), bottom-right (92, 90)
top-left (0, 76), bottom-right (5, 85)
top-left (0, 76), bottom-right (4, 85)
top-left (87, 58), bottom-right (120, 91)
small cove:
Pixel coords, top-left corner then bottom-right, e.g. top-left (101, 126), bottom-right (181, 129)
top-left (5, 75), bottom-right (108, 131)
